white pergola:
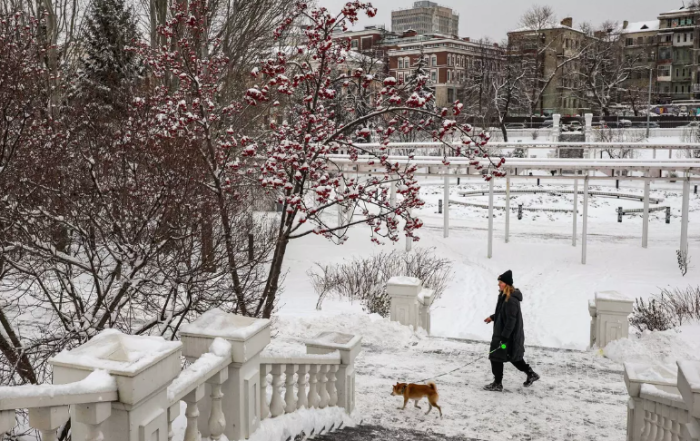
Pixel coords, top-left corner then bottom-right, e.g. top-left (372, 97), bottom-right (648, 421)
top-left (331, 153), bottom-right (700, 265)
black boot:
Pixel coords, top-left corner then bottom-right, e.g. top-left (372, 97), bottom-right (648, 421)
top-left (483, 381), bottom-right (503, 392)
top-left (524, 370), bottom-right (540, 387)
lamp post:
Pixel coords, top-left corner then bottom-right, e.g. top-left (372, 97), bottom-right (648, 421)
top-left (646, 67), bottom-right (653, 141)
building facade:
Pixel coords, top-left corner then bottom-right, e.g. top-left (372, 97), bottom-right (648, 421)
top-left (657, 7), bottom-right (699, 103)
top-left (391, 1), bottom-right (459, 37)
top-left (507, 18), bottom-right (589, 116)
top-left (621, 21), bottom-right (659, 113)
top-left (386, 32), bottom-right (504, 107)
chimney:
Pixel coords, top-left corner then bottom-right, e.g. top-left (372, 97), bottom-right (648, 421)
top-left (623, 20), bottom-right (629, 30)
top-left (561, 17), bottom-right (573, 28)
top-left (494, 43), bottom-right (499, 48)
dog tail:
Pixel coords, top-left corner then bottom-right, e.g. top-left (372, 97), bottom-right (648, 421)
top-left (427, 381), bottom-right (437, 392)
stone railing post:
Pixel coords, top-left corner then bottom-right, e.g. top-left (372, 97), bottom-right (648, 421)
top-left (387, 277), bottom-right (422, 330)
top-left (306, 332), bottom-right (362, 413)
top-left (418, 288), bottom-right (435, 335)
top-left (590, 291), bottom-right (634, 348)
top-left (551, 114), bottom-right (561, 142)
top-left (624, 362), bottom-right (680, 441)
top-left (678, 361), bottom-right (700, 440)
top-left (180, 309), bottom-right (271, 440)
top-left (29, 406), bottom-right (69, 441)
top-left (50, 330), bottom-right (182, 441)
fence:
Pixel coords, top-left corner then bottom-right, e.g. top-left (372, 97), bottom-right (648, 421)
top-left (625, 361), bottom-right (700, 441)
top-left (0, 309), bottom-right (361, 441)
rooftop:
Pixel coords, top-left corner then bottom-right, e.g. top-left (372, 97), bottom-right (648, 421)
top-left (622, 21), bottom-right (660, 34)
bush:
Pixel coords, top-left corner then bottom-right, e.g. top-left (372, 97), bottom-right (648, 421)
top-left (630, 286), bottom-right (700, 332)
top-left (308, 248), bottom-right (453, 317)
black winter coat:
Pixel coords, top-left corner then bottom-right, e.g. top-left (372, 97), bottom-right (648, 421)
top-left (488, 289), bottom-right (526, 363)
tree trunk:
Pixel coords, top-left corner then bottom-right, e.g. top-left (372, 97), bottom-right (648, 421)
top-left (259, 234), bottom-right (289, 318)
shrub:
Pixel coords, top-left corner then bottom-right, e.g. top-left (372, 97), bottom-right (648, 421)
top-left (309, 248), bottom-right (453, 316)
top-left (630, 286), bottom-right (700, 332)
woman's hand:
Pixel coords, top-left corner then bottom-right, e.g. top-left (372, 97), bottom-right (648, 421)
top-left (484, 317), bottom-right (493, 324)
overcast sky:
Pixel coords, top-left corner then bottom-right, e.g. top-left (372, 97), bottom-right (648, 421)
top-left (320, 0), bottom-right (677, 41)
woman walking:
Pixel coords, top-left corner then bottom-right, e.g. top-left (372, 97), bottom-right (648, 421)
top-left (483, 270), bottom-right (540, 392)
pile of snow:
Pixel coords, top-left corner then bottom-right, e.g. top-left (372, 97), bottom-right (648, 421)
top-left (167, 338), bottom-right (231, 401)
top-left (604, 323), bottom-right (700, 367)
top-left (0, 370), bottom-right (116, 401)
top-left (248, 407), bottom-right (356, 441)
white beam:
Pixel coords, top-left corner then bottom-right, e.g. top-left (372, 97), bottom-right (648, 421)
top-left (582, 175), bottom-right (590, 265)
top-left (573, 178), bottom-right (578, 247)
top-left (642, 174), bottom-right (650, 249)
top-left (505, 177), bottom-right (511, 244)
top-left (681, 176), bottom-right (690, 255)
top-left (488, 178), bottom-right (494, 259)
top-left (406, 209), bottom-right (412, 253)
top-left (443, 176), bottom-right (449, 238)
top-left (390, 181), bottom-right (397, 207)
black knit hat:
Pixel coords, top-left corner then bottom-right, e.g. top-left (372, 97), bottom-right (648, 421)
top-left (498, 270), bottom-right (513, 287)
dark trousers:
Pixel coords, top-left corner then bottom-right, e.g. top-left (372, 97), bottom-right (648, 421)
top-left (491, 359), bottom-right (532, 383)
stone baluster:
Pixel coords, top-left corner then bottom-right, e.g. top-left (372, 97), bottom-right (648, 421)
top-left (307, 365), bottom-right (320, 409)
top-left (260, 364), bottom-right (270, 420)
top-left (167, 403), bottom-right (180, 441)
top-left (0, 410), bottom-right (14, 435)
top-left (296, 365), bottom-right (309, 410)
top-left (207, 368), bottom-right (228, 441)
top-left (74, 402), bottom-right (111, 441)
top-left (183, 384), bottom-right (206, 441)
top-left (269, 365), bottom-right (286, 417)
top-left (284, 364), bottom-right (297, 414)
top-left (327, 365), bottom-right (339, 407)
top-left (29, 406), bottom-right (69, 441)
top-left (318, 365), bottom-right (330, 409)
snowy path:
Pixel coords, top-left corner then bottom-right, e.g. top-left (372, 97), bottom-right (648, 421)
top-left (271, 315), bottom-right (631, 441)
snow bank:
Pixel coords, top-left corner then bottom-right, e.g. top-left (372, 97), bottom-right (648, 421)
top-left (604, 323), bottom-right (700, 369)
top-left (0, 370), bottom-right (116, 401)
top-left (180, 308), bottom-right (270, 340)
top-left (246, 407), bottom-right (356, 441)
top-left (51, 329), bottom-right (181, 374)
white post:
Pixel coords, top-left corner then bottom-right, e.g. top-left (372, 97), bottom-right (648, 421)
top-left (296, 365), bottom-right (309, 410)
top-left (505, 177), bottom-right (510, 243)
top-left (593, 292), bottom-right (634, 347)
top-left (573, 178), bottom-right (578, 247)
top-left (387, 277), bottom-right (422, 329)
top-left (183, 385), bottom-right (205, 441)
top-left (167, 404), bottom-right (180, 441)
top-left (443, 175), bottom-right (449, 238)
top-left (269, 365), bottom-right (285, 417)
top-left (582, 175), bottom-right (590, 265)
top-left (29, 406), bottom-right (69, 441)
top-left (207, 369), bottom-right (228, 441)
top-left (488, 178), bottom-right (494, 259)
top-left (642, 175), bottom-right (650, 249)
top-left (259, 365), bottom-right (270, 420)
top-left (318, 365), bottom-right (330, 409)
top-left (74, 402), bottom-right (112, 441)
top-left (284, 364), bottom-right (297, 414)
top-left (681, 176), bottom-right (690, 255)
top-left (327, 365), bottom-right (339, 407)
top-left (307, 365), bottom-right (320, 409)
top-left (390, 181), bottom-right (397, 206)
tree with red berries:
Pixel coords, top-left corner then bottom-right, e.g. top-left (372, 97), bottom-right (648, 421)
top-left (140, 0), bottom-right (504, 318)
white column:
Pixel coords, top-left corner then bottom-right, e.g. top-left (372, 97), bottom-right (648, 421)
top-left (642, 174), bottom-right (650, 249)
top-left (488, 178), bottom-right (494, 259)
top-left (183, 385), bottom-right (205, 441)
top-left (681, 176), bottom-right (690, 255)
top-left (327, 365), bottom-right (339, 407)
top-left (582, 175), bottom-right (590, 265)
top-left (318, 365), bottom-right (330, 409)
top-left (207, 369), bottom-right (228, 441)
top-left (443, 175), bottom-right (449, 238)
top-left (307, 365), bottom-right (320, 409)
top-left (269, 365), bottom-right (285, 417)
top-left (259, 364), bottom-right (270, 420)
top-left (167, 404), bottom-right (180, 441)
top-left (296, 365), bottom-right (309, 410)
top-left (505, 177), bottom-right (510, 244)
top-left (284, 364), bottom-right (297, 414)
top-left (573, 178), bottom-right (578, 247)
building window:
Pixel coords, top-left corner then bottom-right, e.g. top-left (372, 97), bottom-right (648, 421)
top-left (351, 39), bottom-right (358, 49)
top-left (398, 58), bottom-right (404, 69)
top-left (431, 55), bottom-right (437, 66)
top-left (431, 70), bottom-right (437, 82)
top-left (626, 38), bottom-right (634, 46)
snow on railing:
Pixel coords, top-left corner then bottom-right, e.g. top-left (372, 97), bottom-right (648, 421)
top-left (0, 370), bottom-right (118, 441)
top-left (624, 361), bottom-right (700, 441)
top-left (0, 311), bottom-right (362, 441)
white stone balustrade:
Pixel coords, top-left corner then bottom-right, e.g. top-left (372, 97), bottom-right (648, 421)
top-left (625, 361), bottom-right (700, 441)
top-left (0, 309), bottom-right (361, 441)
top-left (388, 277), bottom-right (435, 334)
top-left (588, 291), bottom-right (634, 348)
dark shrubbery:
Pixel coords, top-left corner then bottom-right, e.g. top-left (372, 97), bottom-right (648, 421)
top-left (630, 286), bottom-right (700, 332)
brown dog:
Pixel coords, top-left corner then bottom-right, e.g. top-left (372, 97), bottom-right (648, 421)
top-left (391, 382), bottom-right (442, 417)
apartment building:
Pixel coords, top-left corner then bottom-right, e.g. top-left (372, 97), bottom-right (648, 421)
top-left (507, 17), bottom-right (589, 116)
top-left (657, 6), bottom-right (699, 103)
top-left (391, 1), bottom-right (459, 36)
top-left (386, 31), bottom-right (505, 107)
top-left (621, 21), bottom-right (659, 108)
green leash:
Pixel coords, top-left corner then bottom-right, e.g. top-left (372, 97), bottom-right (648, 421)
top-left (410, 343), bottom-right (507, 384)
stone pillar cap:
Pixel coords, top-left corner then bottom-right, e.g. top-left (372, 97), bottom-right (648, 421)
top-left (387, 277), bottom-right (421, 287)
top-left (49, 329), bottom-right (181, 377)
top-left (179, 308), bottom-right (270, 342)
top-left (305, 332), bottom-right (362, 351)
top-left (595, 291), bottom-right (634, 303)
